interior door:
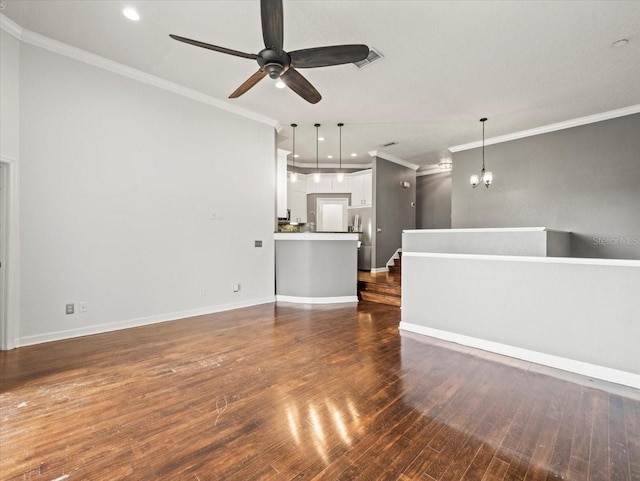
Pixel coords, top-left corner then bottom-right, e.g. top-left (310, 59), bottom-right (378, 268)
top-left (317, 198), bottom-right (349, 232)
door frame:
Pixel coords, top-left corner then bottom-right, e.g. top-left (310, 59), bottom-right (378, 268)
top-left (316, 197), bottom-right (349, 232)
top-left (0, 156), bottom-right (20, 350)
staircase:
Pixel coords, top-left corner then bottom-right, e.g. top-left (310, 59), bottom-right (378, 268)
top-left (357, 252), bottom-right (402, 306)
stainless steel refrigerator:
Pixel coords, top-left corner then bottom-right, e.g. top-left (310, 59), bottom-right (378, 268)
top-left (349, 207), bottom-right (372, 271)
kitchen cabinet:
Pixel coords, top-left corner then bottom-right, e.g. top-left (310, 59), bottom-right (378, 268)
top-left (288, 173), bottom-right (307, 193)
top-left (307, 173), bottom-right (351, 194)
top-left (350, 170), bottom-right (372, 206)
top-left (288, 190), bottom-right (307, 223)
top-left (332, 175), bottom-right (352, 193)
top-left (308, 175), bottom-right (333, 193)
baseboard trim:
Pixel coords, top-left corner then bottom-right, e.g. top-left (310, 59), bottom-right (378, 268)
top-left (16, 297), bottom-right (276, 347)
top-left (399, 322), bottom-right (640, 390)
top-left (386, 248), bottom-right (402, 269)
top-left (276, 295), bottom-right (358, 304)
top-left (370, 267), bottom-right (389, 273)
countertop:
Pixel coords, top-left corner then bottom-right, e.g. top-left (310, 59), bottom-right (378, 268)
top-left (274, 232), bottom-right (359, 241)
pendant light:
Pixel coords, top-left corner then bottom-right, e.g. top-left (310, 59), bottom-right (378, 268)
top-left (336, 123), bottom-right (345, 182)
top-left (470, 117), bottom-right (493, 188)
top-left (290, 123), bottom-right (298, 183)
top-left (314, 123), bottom-right (321, 183)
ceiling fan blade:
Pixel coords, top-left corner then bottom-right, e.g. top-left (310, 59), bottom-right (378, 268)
top-left (229, 70), bottom-right (268, 98)
top-left (170, 34), bottom-right (258, 60)
top-left (290, 45), bottom-right (370, 68)
top-left (261, 0), bottom-right (284, 50)
top-left (281, 68), bottom-right (321, 104)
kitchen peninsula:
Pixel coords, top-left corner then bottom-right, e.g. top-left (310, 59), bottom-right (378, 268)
top-left (274, 232), bottom-right (359, 303)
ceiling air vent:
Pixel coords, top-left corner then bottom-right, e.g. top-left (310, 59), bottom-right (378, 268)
top-left (382, 141), bottom-right (398, 147)
top-left (353, 47), bottom-right (384, 69)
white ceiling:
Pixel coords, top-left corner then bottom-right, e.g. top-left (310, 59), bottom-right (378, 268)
top-left (3, 0), bottom-right (639, 170)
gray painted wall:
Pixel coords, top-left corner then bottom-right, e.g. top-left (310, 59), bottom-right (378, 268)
top-left (373, 157), bottom-right (416, 268)
top-left (275, 240), bottom-right (357, 297)
top-left (403, 229), bottom-right (570, 257)
top-left (416, 172), bottom-right (452, 229)
top-left (452, 113), bottom-right (640, 259)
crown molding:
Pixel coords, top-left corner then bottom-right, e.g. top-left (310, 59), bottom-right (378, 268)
top-left (0, 14), bottom-right (280, 130)
top-left (0, 14), bottom-right (22, 39)
top-left (368, 150), bottom-right (420, 171)
top-left (449, 105), bottom-right (640, 153)
top-left (289, 161), bottom-right (372, 169)
top-left (416, 165), bottom-right (451, 177)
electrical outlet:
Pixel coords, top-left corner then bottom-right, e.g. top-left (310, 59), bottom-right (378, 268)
top-left (78, 302), bottom-right (88, 313)
top-left (66, 303), bottom-right (75, 315)
top-left (199, 287), bottom-right (206, 297)
top-left (254, 240), bottom-right (262, 247)
top-left (232, 283), bottom-right (240, 292)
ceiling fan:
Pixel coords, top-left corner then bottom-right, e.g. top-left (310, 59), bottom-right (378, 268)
top-left (169, 0), bottom-right (370, 104)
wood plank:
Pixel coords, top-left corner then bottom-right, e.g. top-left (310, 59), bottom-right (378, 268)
top-left (0, 302), bottom-right (638, 480)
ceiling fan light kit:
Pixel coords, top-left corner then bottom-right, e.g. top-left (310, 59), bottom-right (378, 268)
top-left (170, 0), bottom-right (370, 104)
top-left (470, 117), bottom-right (493, 189)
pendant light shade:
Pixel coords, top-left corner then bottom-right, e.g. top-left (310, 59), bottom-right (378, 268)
top-left (290, 123), bottom-right (298, 183)
top-left (470, 117), bottom-right (493, 189)
top-left (314, 123), bottom-right (321, 183)
top-left (337, 122), bottom-right (344, 182)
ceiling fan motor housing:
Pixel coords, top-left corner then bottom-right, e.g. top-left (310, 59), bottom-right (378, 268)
top-left (170, 0), bottom-right (369, 103)
top-left (258, 49), bottom-right (291, 78)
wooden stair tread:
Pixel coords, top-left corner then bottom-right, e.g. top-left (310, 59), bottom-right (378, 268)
top-left (360, 291), bottom-right (401, 307)
top-left (357, 267), bottom-right (401, 306)
top-left (358, 282), bottom-right (401, 297)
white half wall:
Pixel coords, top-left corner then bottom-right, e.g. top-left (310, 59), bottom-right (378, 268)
top-left (16, 42), bottom-right (276, 345)
top-left (401, 252), bottom-right (640, 388)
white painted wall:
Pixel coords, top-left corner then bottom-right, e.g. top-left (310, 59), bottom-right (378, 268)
top-left (1, 29), bottom-right (20, 160)
top-left (1, 28), bottom-right (21, 349)
top-left (17, 43), bottom-right (276, 345)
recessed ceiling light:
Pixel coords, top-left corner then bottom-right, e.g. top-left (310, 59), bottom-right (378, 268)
top-left (293, 154), bottom-right (299, 158)
top-left (351, 153), bottom-right (357, 157)
top-left (611, 38), bottom-right (629, 48)
top-left (318, 137), bottom-right (325, 141)
top-left (327, 155), bottom-right (333, 159)
top-left (123, 7), bottom-right (140, 21)
top-left (275, 80), bottom-right (286, 89)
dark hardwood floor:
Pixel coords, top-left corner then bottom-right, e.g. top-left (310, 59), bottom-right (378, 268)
top-left (1, 301), bottom-right (639, 480)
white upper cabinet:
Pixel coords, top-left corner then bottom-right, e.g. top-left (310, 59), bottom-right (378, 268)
top-left (288, 190), bottom-right (307, 223)
top-left (308, 174), bottom-right (333, 193)
top-left (306, 173), bottom-right (352, 194)
top-left (350, 170), bottom-right (372, 207)
top-left (332, 175), bottom-right (352, 193)
top-left (288, 172), bottom-right (307, 193)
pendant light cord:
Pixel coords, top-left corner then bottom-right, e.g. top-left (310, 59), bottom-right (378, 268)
top-left (315, 123), bottom-right (320, 173)
top-left (480, 117), bottom-right (487, 172)
top-left (291, 123), bottom-right (297, 173)
top-left (338, 123), bottom-right (343, 172)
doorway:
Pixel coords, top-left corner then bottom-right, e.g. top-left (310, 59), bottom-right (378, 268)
top-left (0, 163), bottom-right (6, 348)
top-left (316, 197), bottom-right (349, 232)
